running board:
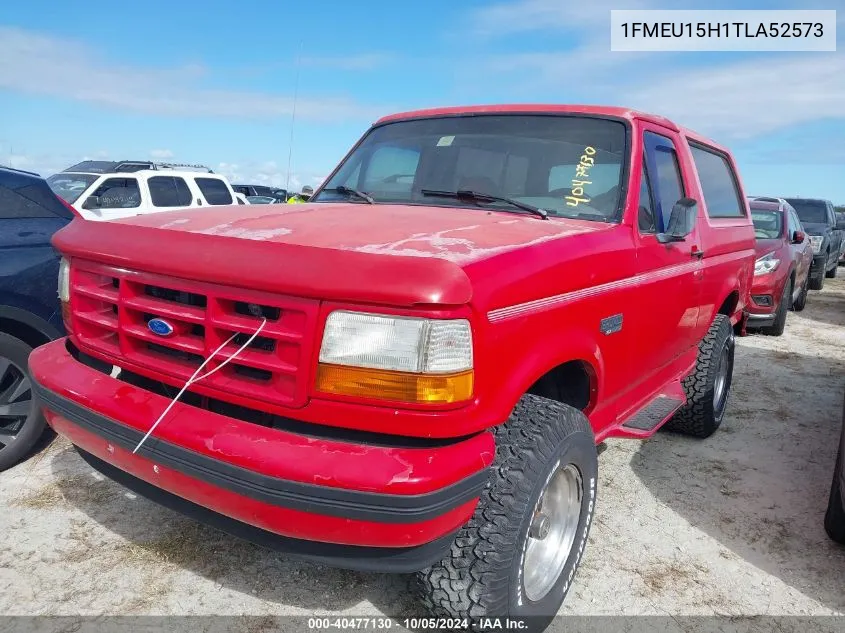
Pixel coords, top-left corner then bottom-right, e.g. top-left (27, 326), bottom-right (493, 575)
top-left (622, 395), bottom-right (685, 431)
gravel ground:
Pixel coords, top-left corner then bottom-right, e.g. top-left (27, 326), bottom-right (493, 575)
top-left (2, 277), bottom-right (845, 629)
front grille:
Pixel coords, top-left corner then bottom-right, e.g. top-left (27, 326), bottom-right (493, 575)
top-left (68, 259), bottom-right (319, 408)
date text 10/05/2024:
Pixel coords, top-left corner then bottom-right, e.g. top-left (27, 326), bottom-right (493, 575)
top-left (308, 617), bottom-right (530, 630)
top-left (620, 21), bottom-right (824, 39)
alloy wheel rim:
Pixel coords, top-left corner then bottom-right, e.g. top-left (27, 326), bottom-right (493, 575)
top-left (522, 462), bottom-right (583, 602)
top-left (0, 357), bottom-right (32, 450)
top-left (713, 336), bottom-right (732, 414)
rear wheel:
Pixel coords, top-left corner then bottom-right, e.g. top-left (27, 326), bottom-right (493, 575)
top-left (763, 278), bottom-right (791, 336)
top-left (413, 395), bottom-right (598, 631)
top-left (0, 333), bottom-right (47, 471)
top-left (664, 315), bottom-right (734, 438)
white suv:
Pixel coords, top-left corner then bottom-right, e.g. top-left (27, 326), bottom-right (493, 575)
top-left (46, 160), bottom-right (240, 221)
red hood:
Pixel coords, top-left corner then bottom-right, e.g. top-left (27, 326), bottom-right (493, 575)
top-left (754, 238), bottom-right (783, 259)
top-left (118, 202), bottom-right (604, 264)
top-left (52, 203), bottom-right (606, 308)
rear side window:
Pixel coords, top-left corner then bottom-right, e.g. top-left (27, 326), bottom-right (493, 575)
top-left (689, 144), bottom-right (745, 218)
top-left (195, 178), bottom-right (233, 205)
top-left (148, 176), bottom-right (192, 208)
top-left (0, 184), bottom-right (51, 218)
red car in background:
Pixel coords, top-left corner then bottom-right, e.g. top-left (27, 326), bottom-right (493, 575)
top-left (746, 197), bottom-right (813, 335)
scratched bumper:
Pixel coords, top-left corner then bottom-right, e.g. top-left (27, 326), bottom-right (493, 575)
top-left (29, 339), bottom-right (493, 566)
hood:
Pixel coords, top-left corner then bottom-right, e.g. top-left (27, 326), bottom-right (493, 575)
top-left (53, 202), bottom-right (605, 308)
top-left (119, 202), bottom-right (604, 264)
top-left (754, 238), bottom-right (783, 258)
top-left (801, 222), bottom-right (828, 236)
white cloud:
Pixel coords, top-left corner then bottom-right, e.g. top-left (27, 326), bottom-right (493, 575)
top-left (149, 149), bottom-right (174, 159)
top-left (626, 54), bottom-right (845, 139)
top-left (0, 27), bottom-right (389, 122)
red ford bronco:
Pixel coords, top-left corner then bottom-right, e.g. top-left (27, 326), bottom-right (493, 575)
top-left (30, 105), bottom-right (755, 629)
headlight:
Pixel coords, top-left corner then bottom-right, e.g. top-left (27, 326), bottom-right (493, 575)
top-left (809, 235), bottom-right (824, 254)
top-left (753, 252), bottom-right (780, 276)
top-left (58, 257), bottom-right (70, 302)
top-left (316, 311), bottom-right (473, 404)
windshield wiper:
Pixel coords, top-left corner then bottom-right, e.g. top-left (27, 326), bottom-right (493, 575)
top-left (421, 189), bottom-right (548, 220)
top-left (321, 186), bottom-right (374, 204)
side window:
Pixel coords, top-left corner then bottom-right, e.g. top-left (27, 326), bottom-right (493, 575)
top-left (786, 210), bottom-right (796, 237)
top-left (0, 185), bottom-right (53, 219)
top-left (195, 178), bottom-right (233, 205)
top-left (644, 132), bottom-right (685, 232)
top-left (637, 160), bottom-right (657, 233)
top-left (361, 146), bottom-right (420, 194)
top-left (689, 144), bottom-right (744, 218)
top-left (148, 176), bottom-right (192, 208)
top-left (86, 178), bottom-right (141, 209)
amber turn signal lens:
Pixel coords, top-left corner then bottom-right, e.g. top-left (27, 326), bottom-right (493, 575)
top-left (315, 363), bottom-right (473, 404)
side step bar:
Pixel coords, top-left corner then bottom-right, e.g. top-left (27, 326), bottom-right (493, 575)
top-left (622, 395), bottom-right (685, 431)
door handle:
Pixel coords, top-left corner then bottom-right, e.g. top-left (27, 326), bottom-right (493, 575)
top-left (691, 247), bottom-right (705, 259)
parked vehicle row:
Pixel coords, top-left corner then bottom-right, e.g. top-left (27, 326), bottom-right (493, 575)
top-left (47, 161), bottom-right (239, 221)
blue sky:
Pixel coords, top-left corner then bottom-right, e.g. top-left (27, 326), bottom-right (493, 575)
top-left (1, 0), bottom-right (843, 202)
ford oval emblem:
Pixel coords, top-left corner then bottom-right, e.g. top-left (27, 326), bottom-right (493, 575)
top-left (148, 318), bottom-right (174, 337)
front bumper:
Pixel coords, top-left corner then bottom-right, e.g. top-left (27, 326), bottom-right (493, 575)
top-left (747, 273), bottom-right (786, 326)
top-left (30, 339), bottom-right (494, 572)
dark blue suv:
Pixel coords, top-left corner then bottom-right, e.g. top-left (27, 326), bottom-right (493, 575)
top-left (0, 166), bottom-right (76, 470)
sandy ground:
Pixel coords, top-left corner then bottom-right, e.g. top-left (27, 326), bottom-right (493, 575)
top-left (2, 277), bottom-right (845, 629)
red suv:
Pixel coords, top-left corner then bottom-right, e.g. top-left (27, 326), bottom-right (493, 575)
top-left (745, 197), bottom-right (812, 335)
top-left (30, 105), bottom-right (755, 629)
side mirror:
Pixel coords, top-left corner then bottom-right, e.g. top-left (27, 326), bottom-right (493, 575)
top-left (82, 195), bottom-right (100, 210)
top-left (792, 230), bottom-right (805, 244)
top-left (657, 198), bottom-right (698, 244)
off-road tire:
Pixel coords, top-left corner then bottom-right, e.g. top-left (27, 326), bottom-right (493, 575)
top-left (792, 275), bottom-right (808, 312)
top-left (0, 333), bottom-right (46, 472)
top-left (663, 314), bottom-right (734, 439)
top-left (826, 261), bottom-right (838, 278)
top-left (412, 395), bottom-right (598, 631)
top-left (763, 278), bottom-right (791, 336)
top-left (824, 423), bottom-right (845, 544)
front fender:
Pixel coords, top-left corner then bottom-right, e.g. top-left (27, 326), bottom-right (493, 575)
top-left (479, 319), bottom-right (606, 426)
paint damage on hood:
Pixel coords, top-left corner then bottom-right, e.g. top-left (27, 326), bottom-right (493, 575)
top-left (118, 202), bottom-right (608, 265)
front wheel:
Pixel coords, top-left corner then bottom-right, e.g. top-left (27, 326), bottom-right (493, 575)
top-left (826, 262), bottom-right (839, 278)
top-left (664, 314), bottom-right (735, 438)
top-left (809, 266), bottom-right (825, 291)
top-left (0, 333), bottom-right (48, 471)
top-left (413, 395), bottom-right (598, 631)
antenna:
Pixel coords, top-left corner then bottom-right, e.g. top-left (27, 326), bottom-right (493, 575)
top-left (285, 41), bottom-right (303, 193)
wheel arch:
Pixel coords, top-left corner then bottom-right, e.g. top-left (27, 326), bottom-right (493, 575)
top-left (494, 325), bottom-right (605, 419)
top-left (0, 305), bottom-right (62, 351)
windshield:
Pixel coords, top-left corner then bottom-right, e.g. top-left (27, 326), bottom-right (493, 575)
top-left (313, 115), bottom-right (628, 221)
top-left (785, 198), bottom-right (827, 224)
top-left (47, 173), bottom-right (98, 203)
top-left (750, 208), bottom-right (782, 239)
